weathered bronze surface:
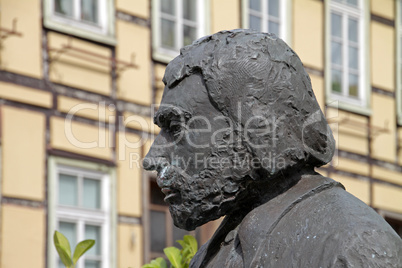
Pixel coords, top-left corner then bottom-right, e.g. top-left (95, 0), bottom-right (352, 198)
top-left (144, 29), bottom-right (402, 267)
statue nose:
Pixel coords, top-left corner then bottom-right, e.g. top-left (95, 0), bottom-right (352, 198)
top-left (142, 155), bottom-right (169, 172)
top-left (142, 155), bottom-right (156, 171)
top-left (143, 148), bottom-right (161, 171)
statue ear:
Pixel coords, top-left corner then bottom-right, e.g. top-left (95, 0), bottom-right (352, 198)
top-left (302, 110), bottom-right (335, 166)
top-left (204, 79), bottom-right (225, 111)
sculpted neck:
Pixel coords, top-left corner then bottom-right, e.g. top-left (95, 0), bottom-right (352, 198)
top-left (194, 167), bottom-right (317, 268)
top-left (228, 166), bottom-right (316, 220)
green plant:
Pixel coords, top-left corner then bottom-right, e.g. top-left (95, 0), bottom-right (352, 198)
top-left (53, 230), bottom-right (95, 268)
top-left (142, 235), bottom-right (198, 268)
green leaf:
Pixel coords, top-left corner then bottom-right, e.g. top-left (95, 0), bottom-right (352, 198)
top-left (142, 264), bottom-right (157, 268)
top-left (72, 239), bottom-right (95, 264)
top-left (183, 235), bottom-right (198, 256)
top-left (164, 247), bottom-right (182, 268)
top-left (153, 258), bottom-right (168, 268)
top-left (142, 264), bottom-right (156, 268)
top-left (54, 245), bottom-right (72, 268)
top-left (176, 240), bottom-right (186, 249)
top-left (53, 231), bottom-right (72, 267)
top-left (142, 258), bottom-right (168, 268)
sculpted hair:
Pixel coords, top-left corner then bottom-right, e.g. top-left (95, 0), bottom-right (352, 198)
top-left (163, 29), bottom-right (335, 178)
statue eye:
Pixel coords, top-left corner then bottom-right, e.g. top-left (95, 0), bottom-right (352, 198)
top-left (169, 123), bottom-right (184, 136)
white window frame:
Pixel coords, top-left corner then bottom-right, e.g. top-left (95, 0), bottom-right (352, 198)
top-left (325, 0), bottom-right (371, 115)
top-left (152, 0), bottom-right (210, 63)
top-left (48, 157), bottom-right (117, 268)
top-left (242, 0), bottom-right (292, 44)
top-left (396, 0), bottom-right (402, 125)
top-left (44, 0), bottom-right (116, 45)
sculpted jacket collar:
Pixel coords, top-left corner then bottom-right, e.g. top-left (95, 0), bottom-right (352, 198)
top-left (190, 174), bottom-right (343, 268)
top-left (190, 174), bottom-right (402, 267)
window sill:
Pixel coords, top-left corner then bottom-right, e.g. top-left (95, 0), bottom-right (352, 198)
top-left (44, 18), bottom-right (116, 46)
top-left (326, 96), bottom-right (371, 116)
top-left (152, 48), bottom-right (181, 64)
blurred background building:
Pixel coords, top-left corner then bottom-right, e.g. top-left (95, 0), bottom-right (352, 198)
top-left (0, 0), bottom-right (401, 267)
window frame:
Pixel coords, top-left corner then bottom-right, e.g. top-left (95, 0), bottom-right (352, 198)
top-left (152, 0), bottom-right (210, 63)
top-left (396, 0), bottom-right (402, 125)
top-left (241, 0), bottom-right (292, 44)
top-left (47, 157), bottom-right (117, 268)
top-left (43, 0), bottom-right (116, 45)
top-left (325, 0), bottom-right (371, 115)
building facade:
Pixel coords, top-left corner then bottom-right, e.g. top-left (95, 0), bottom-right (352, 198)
top-left (0, 0), bottom-right (401, 267)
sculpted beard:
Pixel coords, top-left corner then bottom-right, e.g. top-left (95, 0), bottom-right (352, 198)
top-left (157, 147), bottom-right (254, 231)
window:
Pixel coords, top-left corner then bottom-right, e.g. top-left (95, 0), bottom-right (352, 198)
top-left (326, 0), bottom-right (370, 113)
top-left (148, 180), bottom-right (199, 261)
top-left (242, 0), bottom-right (291, 42)
top-left (44, 0), bottom-right (115, 45)
top-left (48, 158), bottom-right (116, 268)
top-left (152, 0), bottom-right (208, 62)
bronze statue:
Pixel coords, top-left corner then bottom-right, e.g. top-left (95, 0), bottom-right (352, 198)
top-left (143, 29), bottom-right (402, 267)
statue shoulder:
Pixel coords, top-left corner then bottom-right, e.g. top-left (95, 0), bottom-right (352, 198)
top-left (238, 174), bottom-right (342, 249)
top-left (237, 174), bottom-right (402, 267)
top-left (339, 226), bottom-right (402, 267)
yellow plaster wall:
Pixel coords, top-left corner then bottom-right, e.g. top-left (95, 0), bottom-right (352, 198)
top-left (0, 0), bottom-right (42, 78)
top-left (293, 0), bottom-right (323, 70)
top-left (371, 93), bottom-right (396, 162)
top-left (331, 174), bottom-right (370, 204)
top-left (211, 0), bottom-right (240, 32)
top-left (154, 63), bottom-right (166, 105)
top-left (118, 224), bottom-right (143, 268)
top-left (0, 81), bottom-right (52, 108)
top-left (58, 96), bottom-right (115, 122)
top-left (155, 87), bottom-right (164, 108)
top-left (117, 132), bottom-right (142, 217)
top-left (48, 32), bottom-right (112, 96)
top-left (398, 128), bottom-right (402, 166)
top-left (0, 205), bottom-right (45, 268)
top-left (315, 167), bottom-right (328, 177)
top-left (116, 0), bottom-right (149, 18)
top-left (309, 73), bottom-right (325, 111)
top-left (117, 21), bottom-right (152, 106)
top-left (373, 183), bottom-right (402, 213)
top-left (326, 108), bottom-right (369, 155)
top-left (2, 106), bottom-right (45, 200)
top-left (372, 166), bottom-right (402, 186)
top-left (142, 138), bottom-right (154, 158)
top-left (371, 22), bottom-right (395, 92)
top-left (371, 0), bottom-right (395, 20)
top-left (332, 156), bottom-right (370, 176)
top-left (50, 117), bottom-right (113, 160)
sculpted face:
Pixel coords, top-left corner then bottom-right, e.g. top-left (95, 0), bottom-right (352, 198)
top-left (144, 30), bottom-right (335, 230)
top-left (144, 73), bottom-right (253, 230)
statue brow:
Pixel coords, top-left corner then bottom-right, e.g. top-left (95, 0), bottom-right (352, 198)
top-left (164, 74), bottom-right (186, 89)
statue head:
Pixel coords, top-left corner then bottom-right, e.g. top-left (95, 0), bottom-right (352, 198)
top-left (143, 29), bottom-right (335, 230)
